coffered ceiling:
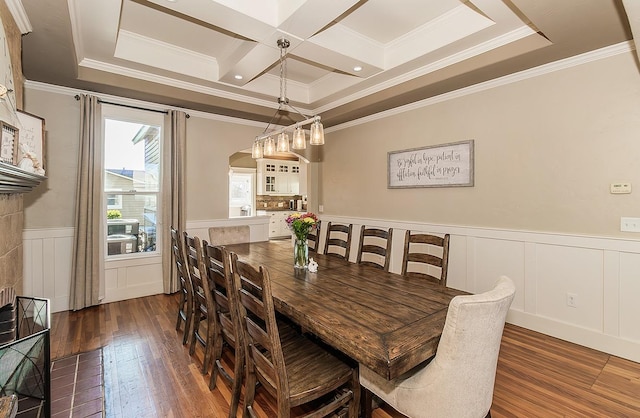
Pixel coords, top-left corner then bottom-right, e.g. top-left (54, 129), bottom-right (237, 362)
top-left (19, 0), bottom-right (633, 127)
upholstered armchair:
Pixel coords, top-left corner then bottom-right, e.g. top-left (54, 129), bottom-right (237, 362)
top-left (360, 276), bottom-right (516, 418)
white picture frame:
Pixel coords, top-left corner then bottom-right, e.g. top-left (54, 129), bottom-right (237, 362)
top-left (16, 110), bottom-right (46, 175)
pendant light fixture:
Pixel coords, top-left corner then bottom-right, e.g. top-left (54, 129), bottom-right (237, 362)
top-left (251, 38), bottom-right (324, 158)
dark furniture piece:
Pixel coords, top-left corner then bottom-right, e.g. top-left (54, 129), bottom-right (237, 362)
top-left (171, 227), bottom-right (192, 345)
top-left (0, 291), bottom-right (50, 418)
top-left (201, 242), bottom-right (244, 418)
top-left (356, 226), bottom-right (393, 271)
top-left (230, 252), bottom-right (360, 418)
top-left (402, 231), bottom-right (451, 287)
top-left (183, 232), bottom-right (215, 374)
top-left (225, 240), bottom-right (465, 380)
top-left (306, 220), bottom-right (321, 253)
top-left (323, 222), bottom-right (353, 260)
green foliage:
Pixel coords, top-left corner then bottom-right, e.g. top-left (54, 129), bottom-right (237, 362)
top-left (107, 209), bottom-right (122, 219)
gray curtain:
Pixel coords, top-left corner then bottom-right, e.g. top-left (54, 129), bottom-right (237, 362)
top-left (70, 94), bottom-right (103, 310)
top-left (162, 110), bottom-right (187, 293)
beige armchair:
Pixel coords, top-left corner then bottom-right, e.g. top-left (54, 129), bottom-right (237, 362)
top-left (360, 276), bottom-right (516, 418)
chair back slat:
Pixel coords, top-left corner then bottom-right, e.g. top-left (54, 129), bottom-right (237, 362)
top-left (307, 220), bottom-right (321, 253)
top-left (323, 222), bottom-right (353, 260)
top-left (402, 231), bottom-right (450, 286)
top-left (231, 254), bottom-right (289, 404)
top-left (357, 226), bottom-right (393, 271)
top-left (171, 227), bottom-right (192, 345)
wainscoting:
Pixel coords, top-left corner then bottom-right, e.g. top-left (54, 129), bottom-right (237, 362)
top-left (22, 215), bottom-right (640, 363)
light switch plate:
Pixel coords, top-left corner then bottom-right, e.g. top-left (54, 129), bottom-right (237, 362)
top-left (621, 217), bottom-right (640, 232)
top-left (611, 183), bottom-right (631, 194)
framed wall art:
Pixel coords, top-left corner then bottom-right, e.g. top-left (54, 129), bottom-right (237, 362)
top-left (0, 121), bottom-right (18, 165)
top-left (388, 140), bottom-right (474, 188)
top-left (16, 110), bottom-right (46, 175)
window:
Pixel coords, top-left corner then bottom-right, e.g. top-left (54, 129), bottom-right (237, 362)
top-left (103, 106), bottom-right (163, 257)
top-left (229, 168), bottom-right (255, 217)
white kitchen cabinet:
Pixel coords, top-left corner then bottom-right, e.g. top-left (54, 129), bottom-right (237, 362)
top-left (268, 211), bottom-right (294, 238)
top-left (258, 159), bottom-right (299, 195)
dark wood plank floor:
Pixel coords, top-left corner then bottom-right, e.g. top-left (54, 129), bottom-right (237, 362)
top-left (49, 294), bottom-right (640, 417)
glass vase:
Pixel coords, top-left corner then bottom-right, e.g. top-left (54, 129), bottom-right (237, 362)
top-left (294, 236), bottom-right (309, 269)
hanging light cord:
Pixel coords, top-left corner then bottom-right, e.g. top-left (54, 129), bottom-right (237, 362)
top-left (261, 38), bottom-right (311, 136)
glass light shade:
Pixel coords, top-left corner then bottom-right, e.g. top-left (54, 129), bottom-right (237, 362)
top-left (276, 132), bottom-right (290, 152)
top-left (264, 136), bottom-right (276, 156)
top-left (310, 120), bottom-right (325, 145)
top-left (292, 127), bottom-right (306, 149)
top-left (251, 140), bottom-right (263, 159)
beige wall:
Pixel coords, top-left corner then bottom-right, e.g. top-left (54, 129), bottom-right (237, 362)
top-left (184, 117), bottom-right (259, 220)
top-left (23, 88), bottom-right (262, 228)
top-left (23, 89), bottom-right (81, 228)
top-left (321, 51), bottom-right (640, 238)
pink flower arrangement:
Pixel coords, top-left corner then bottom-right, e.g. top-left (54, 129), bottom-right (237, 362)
top-left (285, 212), bottom-right (318, 240)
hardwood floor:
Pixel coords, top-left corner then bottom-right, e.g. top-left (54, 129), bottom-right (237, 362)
top-left (50, 294), bottom-right (640, 417)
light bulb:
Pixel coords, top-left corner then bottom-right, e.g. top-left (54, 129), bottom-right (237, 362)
top-left (292, 127), bottom-right (306, 149)
top-left (264, 136), bottom-right (275, 156)
top-left (276, 132), bottom-right (290, 152)
top-left (310, 120), bottom-right (324, 145)
top-left (251, 140), bottom-right (263, 159)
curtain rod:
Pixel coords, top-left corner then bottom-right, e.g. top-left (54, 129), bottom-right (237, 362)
top-left (74, 95), bottom-right (190, 118)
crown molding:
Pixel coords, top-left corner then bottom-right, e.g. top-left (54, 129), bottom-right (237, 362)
top-left (23, 80), bottom-right (265, 127)
top-left (326, 41), bottom-right (635, 134)
top-left (4, 0), bottom-right (32, 34)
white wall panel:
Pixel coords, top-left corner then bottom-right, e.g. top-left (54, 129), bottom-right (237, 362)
top-left (619, 252), bottom-right (640, 342)
top-left (535, 244), bottom-right (603, 332)
top-left (473, 238), bottom-right (525, 310)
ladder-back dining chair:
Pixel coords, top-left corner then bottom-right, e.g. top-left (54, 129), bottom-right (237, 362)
top-left (402, 231), bottom-right (450, 286)
top-left (171, 227), bottom-right (192, 345)
top-left (323, 222), bottom-right (353, 261)
top-left (307, 220), bottom-right (321, 253)
top-left (230, 252), bottom-right (360, 418)
top-left (356, 226), bottom-right (393, 271)
top-left (360, 276), bottom-right (516, 418)
top-left (201, 242), bottom-right (244, 418)
top-left (183, 232), bottom-right (216, 374)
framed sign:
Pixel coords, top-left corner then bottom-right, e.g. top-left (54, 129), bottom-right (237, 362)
top-left (0, 121), bottom-right (18, 165)
top-left (16, 110), bottom-right (46, 175)
top-left (388, 140), bottom-right (474, 188)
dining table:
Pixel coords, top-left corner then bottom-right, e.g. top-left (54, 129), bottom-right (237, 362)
top-left (225, 239), bottom-right (467, 380)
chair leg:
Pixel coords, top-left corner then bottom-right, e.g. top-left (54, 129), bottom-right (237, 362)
top-left (348, 369), bottom-right (360, 418)
top-left (208, 331), bottom-right (224, 390)
top-left (189, 315), bottom-right (201, 356)
top-left (228, 352), bottom-right (244, 418)
top-left (182, 296), bottom-right (193, 346)
top-left (243, 366), bottom-right (257, 418)
top-left (361, 387), bottom-right (373, 418)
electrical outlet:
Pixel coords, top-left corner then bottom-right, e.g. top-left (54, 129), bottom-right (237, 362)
top-left (319, 204), bottom-right (324, 213)
top-left (566, 293), bottom-right (578, 308)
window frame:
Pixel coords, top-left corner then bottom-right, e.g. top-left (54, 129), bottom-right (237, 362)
top-left (102, 104), bottom-right (164, 259)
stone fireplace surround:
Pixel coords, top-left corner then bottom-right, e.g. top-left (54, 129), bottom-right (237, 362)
top-left (0, 194), bottom-right (23, 294)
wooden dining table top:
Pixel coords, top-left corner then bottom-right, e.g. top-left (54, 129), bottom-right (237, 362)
top-left (224, 239), bottom-right (466, 380)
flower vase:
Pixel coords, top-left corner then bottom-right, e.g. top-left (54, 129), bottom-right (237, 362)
top-left (294, 236), bottom-right (309, 269)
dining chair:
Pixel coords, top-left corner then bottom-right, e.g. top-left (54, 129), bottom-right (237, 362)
top-left (323, 222), bottom-right (353, 260)
top-left (171, 227), bottom-right (193, 345)
top-left (201, 241), bottom-right (244, 418)
top-left (183, 232), bottom-right (216, 374)
top-left (356, 226), bottom-right (393, 271)
top-left (360, 276), bottom-right (516, 418)
top-left (230, 252), bottom-right (360, 418)
top-left (306, 220), bottom-right (321, 253)
top-left (402, 231), bottom-right (450, 286)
